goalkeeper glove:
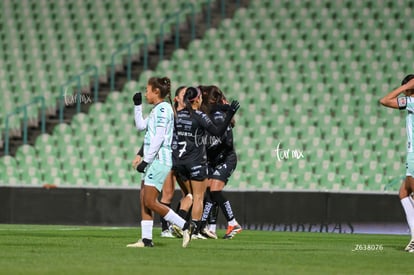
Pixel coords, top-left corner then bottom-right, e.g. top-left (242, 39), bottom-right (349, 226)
top-left (133, 92), bottom-right (142, 105)
top-left (136, 161), bottom-right (148, 173)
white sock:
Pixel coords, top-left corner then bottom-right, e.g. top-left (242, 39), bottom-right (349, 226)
top-left (163, 209), bottom-right (186, 229)
top-left (401, 197), bottom-right (414, 239)
top-left (208, 224), bottom-right (216, 233)
top-left (141, 220), bottom-right (153, 240)
top-left (228, 218), bottom-right (237, 226)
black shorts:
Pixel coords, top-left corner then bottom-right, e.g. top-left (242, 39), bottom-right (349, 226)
top-left (172, 162), bottom-right (208, 182)
top-left (207, 151), bottom-right (237, 184)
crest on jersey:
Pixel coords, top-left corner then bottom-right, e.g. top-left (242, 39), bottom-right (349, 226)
top-left (398, 96), bottom-right (407, 109)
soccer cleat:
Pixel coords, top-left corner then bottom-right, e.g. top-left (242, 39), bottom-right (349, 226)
top-left (172, 224), bottom-right (183, 238)
top-left (201, 228), bottom-right (218, 239)
top-left (405, 239), bottom-right (414, 252)
top-left (182, 222), bottom-right (195, 248)
top-left (160, 229), bottom-right (175, 238)
top-left (192, 233), bottom-right (207, 240)
top-left (126, 238), bottom-right (154, 248)
top-left (223, 224), bottom-right (242, 239)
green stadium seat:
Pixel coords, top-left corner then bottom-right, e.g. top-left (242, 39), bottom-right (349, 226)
top-left (15, 144), bottom-right (37, 168)
top-left (0, 156), bottom-right (20, 185)
top-left (2, 0), bottom-right (411, 192)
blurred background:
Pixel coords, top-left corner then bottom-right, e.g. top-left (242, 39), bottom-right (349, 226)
top-left (0, 0), bottom-right (411, 199)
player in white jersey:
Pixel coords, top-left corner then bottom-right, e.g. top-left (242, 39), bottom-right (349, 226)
top-left (380, 74), bottom-right (414, 252)
top-left (127, 77), bottom-right (194, 248)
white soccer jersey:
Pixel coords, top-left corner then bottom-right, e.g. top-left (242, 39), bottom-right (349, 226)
top-left (398, 96), bottom-right (414, 153)
top-left (135, 101), bottom-right (174, 166)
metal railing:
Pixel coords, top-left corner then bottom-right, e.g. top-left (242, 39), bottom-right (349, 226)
top-left (159, 3), bottom-right (196, 61)
top-left (79, 65), bottom-right (99, 103)
top-left (2, 0), bottom-right (238, 154)
top-left (4, 96), bottom-right (46, 155)
top-left (205, 0), bottom-right (241, 30)
top-left (59, 75), bottom-right (82, 123)
top-left (110, 34), bottom-right (148, 91)
top-left (58, 65), bottom-right (99, 122)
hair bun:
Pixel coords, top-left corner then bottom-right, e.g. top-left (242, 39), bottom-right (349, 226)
top-left (185, 86), bottom-right (201, 102)
top-left (162, 77), bottom-right (171, 89)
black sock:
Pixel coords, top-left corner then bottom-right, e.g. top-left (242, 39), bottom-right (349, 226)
top-left (202, 201), bottom-right (214, 221)
top-left (178, 209), bottom-right (188, 220)
top-left (208, 202), bottom-right (219, 224)
top-left (185, 207), bottom-right (192, 221)
top-left (182, 222), bottom-right (189, 231)
top-left (192, 220), bottom-right (202, 234)
top-left (211, 191), bottom-right (235, 221)
top-left (142, 238), bottom-right (154, 247)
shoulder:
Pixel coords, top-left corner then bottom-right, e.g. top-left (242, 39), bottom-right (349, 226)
top-left (194, 110), bottom-right (209, 120)
top-left (156, 102), bottom-right (173, 114)
top-left (194, 110), bottom-right (208, 117)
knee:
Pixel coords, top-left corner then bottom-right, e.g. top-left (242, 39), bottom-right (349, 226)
top-left (161, 191), bottom-right (174, 203)
top-left (144, 198), bottom-right (156, 210)
top-left (210, 190), bottom-right (226, 204)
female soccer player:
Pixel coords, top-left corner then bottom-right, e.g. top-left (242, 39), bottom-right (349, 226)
top-left (160, 86), bottom-right (193, 238)
top-left (199, 85), bottom-right (242, 239)
top-left (380, 74), bottom-right (414, 252)
top-left (172, 86), bottom-right (240, 238)
top-left (126, 77), bottom-right (194, 248)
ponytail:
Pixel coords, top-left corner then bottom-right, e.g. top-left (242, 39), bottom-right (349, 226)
top-left (183, 86), bottom-right (200, 114)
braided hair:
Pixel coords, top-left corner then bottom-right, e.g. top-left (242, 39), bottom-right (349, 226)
top-left (148, 76), bottom-right (172, 105)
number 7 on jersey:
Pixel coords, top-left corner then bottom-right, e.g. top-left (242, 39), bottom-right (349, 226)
top-left (178, 141), bottom-right (187, 158)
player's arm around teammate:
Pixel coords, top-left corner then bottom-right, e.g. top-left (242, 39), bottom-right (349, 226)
top-left (380, 74), bottom-right (414, 252)
top-left (199, 85), bottom-right (242, 239)
top-left (172, 87), bottom-right (240, 238)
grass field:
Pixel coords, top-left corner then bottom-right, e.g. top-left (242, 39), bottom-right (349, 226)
top-left (0, 224), bottom-right (411, 275)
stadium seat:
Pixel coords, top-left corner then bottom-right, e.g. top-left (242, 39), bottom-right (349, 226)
top-left (2, 0), bottom-right (411, 193)
top-left (0, 155), bottom-right (20, 185)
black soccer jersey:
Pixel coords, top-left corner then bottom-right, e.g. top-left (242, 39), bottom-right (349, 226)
top-left (172, 108), bottom-right (233, 164)
top-left (206, 106), bottom-right (235, 165)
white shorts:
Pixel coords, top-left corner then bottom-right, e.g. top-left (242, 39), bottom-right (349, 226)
top-left (141, 159), bottom-right (171, 192)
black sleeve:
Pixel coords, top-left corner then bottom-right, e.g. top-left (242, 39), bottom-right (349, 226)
top-left (213, 104), bottom-right (231, 112)
top-left (136, 143), bottom-right (144, 156)
top-left (194, 110), bottom-right (234, 137)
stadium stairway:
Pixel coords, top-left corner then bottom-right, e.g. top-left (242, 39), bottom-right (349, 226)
top-left (1, 0), bottom-right (250, 157)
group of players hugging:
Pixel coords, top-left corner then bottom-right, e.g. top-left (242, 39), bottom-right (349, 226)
top-left (126, 76), bottom-right (242, 248)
